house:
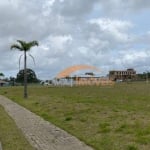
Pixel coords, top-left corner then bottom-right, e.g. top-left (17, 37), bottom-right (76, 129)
top-left (109, 68), bottom-right (136, 81)
top-left (0, 80), bottom-right (8, 86)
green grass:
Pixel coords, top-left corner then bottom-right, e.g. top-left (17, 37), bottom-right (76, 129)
top-left (0, 105), bottom-right (35, 150)
top-left (0, 82), bottom-right (150, 150)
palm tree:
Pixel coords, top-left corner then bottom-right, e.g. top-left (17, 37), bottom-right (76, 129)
top-left (11, 40), bottom-right (39, 98)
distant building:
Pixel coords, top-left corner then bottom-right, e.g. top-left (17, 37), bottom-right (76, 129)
top-left (109, 68), bottom-right (136, 81)
top-left (0, 80), bottom-right (8, 86)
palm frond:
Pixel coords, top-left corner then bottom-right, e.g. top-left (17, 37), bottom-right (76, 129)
top-left (29, 54), bottom-right (36, 66)
top-left (16, 40), bottom-right (39, 51)
top-left (26, 41), bottom-right (39, 51)
top-left (17, 40), bottom-right (28, 51)
top-left (17, 40), bottom-right (26, 45)
top-left (19, 54), bottom-right (23, 70)
top-left (10, 44), bottom-right (23, 51)
top-left (29, 41), bottom-right (39, 46)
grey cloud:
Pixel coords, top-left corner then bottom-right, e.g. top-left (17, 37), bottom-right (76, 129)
top-left (52, 0), bottom-right (97, 18)
top-left (127, 0), bottom-right (150, 11)
top-left (97, 0), bottom-right (150, 16)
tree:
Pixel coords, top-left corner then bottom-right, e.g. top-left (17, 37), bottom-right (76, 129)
top-left (16, 68), bottom-right (39, 83)
top-left (0, 73), bottom-right (4, 80)
top-left (9, 76), bottom-right (16, 86)
top-left (11, 40), bottom-right (38, 98)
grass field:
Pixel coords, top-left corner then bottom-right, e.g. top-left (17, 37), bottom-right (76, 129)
top-left (0, 105), bottom-right (35, 150)
top-left (0, 82), bottom-right (150, 150)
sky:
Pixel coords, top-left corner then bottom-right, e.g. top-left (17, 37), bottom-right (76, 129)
top-left (0, 0), bottom-right (150, 80)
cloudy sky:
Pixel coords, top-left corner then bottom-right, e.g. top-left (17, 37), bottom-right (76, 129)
top-left (1, 0), bottom-right (150, 79)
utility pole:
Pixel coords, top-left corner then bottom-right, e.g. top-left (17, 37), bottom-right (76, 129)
top-left (146, 71), bottom-right (149, 83)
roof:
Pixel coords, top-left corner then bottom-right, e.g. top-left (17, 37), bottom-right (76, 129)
top-left (56, 65), bottom-right (100, 78)
top-left (0, 80), bottom-right (8, 83)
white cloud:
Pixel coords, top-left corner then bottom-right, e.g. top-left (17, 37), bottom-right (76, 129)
top-left (0, 0), bottom-right (150, 79)
top-left (49, 35), bottom-right (72, 50)
top-left (89, 18), bottom-right (133, 43)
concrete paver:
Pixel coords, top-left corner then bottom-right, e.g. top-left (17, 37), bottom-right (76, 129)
top-left (0, 95), bottom-right (94, 150)
top-left (0, 142), bottom-right (2, 150)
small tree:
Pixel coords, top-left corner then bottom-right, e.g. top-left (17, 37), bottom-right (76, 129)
top-left (11, 40), bottom-right (38, 98)
top-left (16, 68), bottom-right (39, 83)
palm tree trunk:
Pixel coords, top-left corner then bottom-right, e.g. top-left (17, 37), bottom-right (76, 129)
top-left (24, 51), bottom-right (28, 98)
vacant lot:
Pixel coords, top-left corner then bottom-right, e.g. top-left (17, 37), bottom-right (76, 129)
top-left (0, 82), bottom-right (150, 150)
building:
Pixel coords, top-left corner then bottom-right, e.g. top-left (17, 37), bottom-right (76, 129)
top-left (54, 65), bottom-right (114, 86)
top-left (53, 75), bottom-right (114, 86)
top-left (109, 68), bottom-right (136, 81)
top-left (0, 80), bottom-right (8, 86)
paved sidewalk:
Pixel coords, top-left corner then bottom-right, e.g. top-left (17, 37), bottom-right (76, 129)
top-left (0, 142), bottom-right (2, 150)
top-left (0, 95), bottom-right (94, 150)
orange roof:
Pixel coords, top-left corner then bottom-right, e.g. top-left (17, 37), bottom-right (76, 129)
top-left (56, 65), bottom-right (100, 78)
